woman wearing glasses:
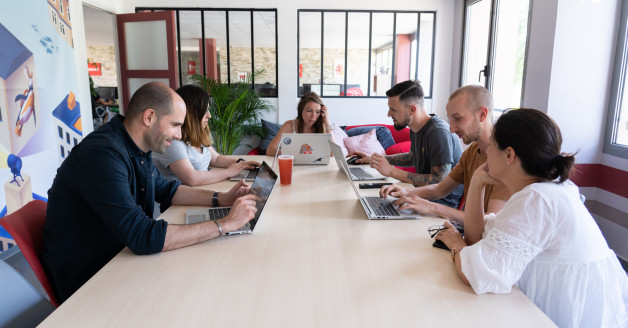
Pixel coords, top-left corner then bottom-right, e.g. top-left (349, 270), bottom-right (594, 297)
top-left (153, 85), bottom-right (260, 186)
top-left (435, 108), bottom-right (627, 327)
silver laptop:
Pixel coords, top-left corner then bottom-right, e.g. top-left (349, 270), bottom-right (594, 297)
top-left (280, 133), bottom-right (331, 165)
top-left (186, 161), bottom-right (278, 234)
top-left (230, 166), bottom-right (259, 181)
top-left (347, 175), bottom-right (421, 220)
top-left (328, 140), bottom-right (386, 180)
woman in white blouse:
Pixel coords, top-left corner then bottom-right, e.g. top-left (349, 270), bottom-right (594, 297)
top-left (153, 85), bottom-right (260, 186)
top-left (435, 108), bottom-right (628, 327)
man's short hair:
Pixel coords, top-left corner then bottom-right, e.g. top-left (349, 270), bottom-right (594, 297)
top-left (449, 85), bottom-right (494, 120)
top-left (386, 80), bottom-right (424, 108)
top-left (126, 82), bottom-right (174, 119)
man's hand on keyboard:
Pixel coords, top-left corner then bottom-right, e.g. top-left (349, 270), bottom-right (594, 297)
top-left (218, 180), bottom-right (250, 206)
top-left (394, 195), bottom-right (437, 216)
top-left (221, 194), bottom-right (260, 232)
top-left (380, 183), bottom-right (407, 199)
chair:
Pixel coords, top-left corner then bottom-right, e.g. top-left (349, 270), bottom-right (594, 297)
top-left (0, 200), bottom-right (59, 307)
top-left (0, 259), bottom-right (55, 327)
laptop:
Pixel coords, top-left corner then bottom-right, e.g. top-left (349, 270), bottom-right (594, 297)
top-left (280, 133), bottom-right (331, 165)
top-left (230, 166), bottom-right (259, 181)
top-left (347, 174), bottom-right (421, 220)
top-left (328, 140), bottom-right (386, 180)
top-left (186, 161), bottom-right (278, 234)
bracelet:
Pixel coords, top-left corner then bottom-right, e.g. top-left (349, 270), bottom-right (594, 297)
top-left (213, 219), bottom-right (224, 235)
top-left (236, 158), bottom-right (245, 163)
top-left (212, 192), bottom-right (219, 207)
top-left (326, 125), bottom-right (333, 131)
top-left (451, 247), bottom-right (463, 264)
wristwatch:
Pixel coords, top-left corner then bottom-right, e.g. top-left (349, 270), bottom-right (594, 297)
top-left (326, 125), bottom-right (333, 131)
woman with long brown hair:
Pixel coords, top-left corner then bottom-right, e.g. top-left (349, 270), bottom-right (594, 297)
top-left (153, 85), bottom-right (260, 186)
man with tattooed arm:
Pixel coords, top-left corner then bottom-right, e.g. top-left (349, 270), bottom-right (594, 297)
top-left (348, 80), bottom-right (463, 208)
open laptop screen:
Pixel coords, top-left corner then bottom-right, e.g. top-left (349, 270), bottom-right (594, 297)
top-left (247, 161), bottom-right (278, 230)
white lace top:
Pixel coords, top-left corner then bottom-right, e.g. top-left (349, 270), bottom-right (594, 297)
top-left (460, 180), bottom-right (628, 327)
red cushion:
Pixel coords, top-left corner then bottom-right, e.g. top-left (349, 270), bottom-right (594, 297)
top-left (344, 124), bottom-right (410, 144)
top-left (397, 166), bottom-right (416, 173)
top-left (247, 147), bottom-right (260, 155)
top-left (385, 141), bottom-right (411, 155)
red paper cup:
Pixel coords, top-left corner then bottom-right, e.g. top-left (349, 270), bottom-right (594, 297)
top-left (278, 155), bottom-right (294, 185)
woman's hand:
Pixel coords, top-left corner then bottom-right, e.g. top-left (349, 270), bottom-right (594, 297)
top-left (472, 162), bottom-right (500, 186)
top-left (224, 162), bottom-right (249, 178)
top-left (435, 221), bottom-right (467, 251)
top-left (320, 105), bottom-right (331, 126)
top-left (242, 160), bottom-right (261, 170)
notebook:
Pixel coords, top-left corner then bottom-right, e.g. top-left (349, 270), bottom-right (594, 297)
top-left (186, 161), bottom-right (278, 234)
top-left (328, 140), bottom-right (386, 180)
top-left (280, 133), bottom-right (331, 165)
top-left (347, 174), bottom-right (421, 220)
top-left (229, 166), bottom-right (259, 181)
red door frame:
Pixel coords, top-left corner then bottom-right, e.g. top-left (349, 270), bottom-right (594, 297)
top-left (116, 11), bottom-right (178, 111)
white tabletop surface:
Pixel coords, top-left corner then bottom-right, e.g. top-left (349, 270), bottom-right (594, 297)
top-left (40, 156), bottom-right (555, 327)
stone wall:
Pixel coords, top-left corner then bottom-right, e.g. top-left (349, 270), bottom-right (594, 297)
top-left (300, 48), bottom-right (371, 94)
top-left (86, 45), bottom-right (117, 87)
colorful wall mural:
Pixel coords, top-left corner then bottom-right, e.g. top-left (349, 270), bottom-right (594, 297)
top-left (0, 0), bottom-right (82, 252)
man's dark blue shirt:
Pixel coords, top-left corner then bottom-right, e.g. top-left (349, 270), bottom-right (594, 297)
top-left (42, 115), bottom-right (181, 303)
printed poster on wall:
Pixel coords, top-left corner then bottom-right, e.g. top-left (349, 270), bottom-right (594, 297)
top-left (0, 0), bottom-right (82, 251)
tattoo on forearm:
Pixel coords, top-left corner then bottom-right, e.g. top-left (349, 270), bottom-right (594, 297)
top-left (406, 163), bottom-right (452, 187)
top-left (386, 153), bottom-right (413, 166)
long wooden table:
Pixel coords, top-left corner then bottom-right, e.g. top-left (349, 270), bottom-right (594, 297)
top-left (40, 156), bottom-right (555, 327)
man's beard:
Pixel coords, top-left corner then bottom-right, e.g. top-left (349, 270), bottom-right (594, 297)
top-left (393, 117), bottom-right (410, 131)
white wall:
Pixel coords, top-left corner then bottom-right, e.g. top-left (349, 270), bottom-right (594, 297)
top-left (546, 0), bottom-right (619, 163)
top-left (112, 0), bottom-right (456, 126)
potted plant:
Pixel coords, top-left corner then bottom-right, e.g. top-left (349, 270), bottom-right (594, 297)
top-left (190, 71), bottom-right (274, 155)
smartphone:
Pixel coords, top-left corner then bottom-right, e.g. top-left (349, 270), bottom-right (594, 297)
top-left (431, 221), bottom-right (464, 251)
top-left (359, 182), bottom-right (392, 189)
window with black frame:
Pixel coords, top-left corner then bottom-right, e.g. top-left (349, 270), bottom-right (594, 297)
top-left (136, 8), bottom-right (278, 97)
top-left (297, 10), bottom-right (436, 98)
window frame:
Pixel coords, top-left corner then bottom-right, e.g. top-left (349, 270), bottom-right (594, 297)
top-left (297, 9), bottom-right (436, 98)
top-left (136, 7), bottom-right (279, 98)
top-left (604, 0), bottom-right (628, 158)
top-left (459, 0), bottom-right (532, 113)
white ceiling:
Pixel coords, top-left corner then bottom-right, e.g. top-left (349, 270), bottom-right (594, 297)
top-left (83, 5), bottom-right (115, 46)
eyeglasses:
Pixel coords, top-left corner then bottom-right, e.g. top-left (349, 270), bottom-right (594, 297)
top-left (427, 225), bottom-right (446, 238)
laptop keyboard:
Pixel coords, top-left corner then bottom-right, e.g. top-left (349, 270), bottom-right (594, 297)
top-left (242, 167), bottom-right (259, 180)
top-left (208, 207), bottom-right (230, 221)
top-left (350, 167), bottom-right (373, 179)
top-left (364, 197), bottom-right (400, 217)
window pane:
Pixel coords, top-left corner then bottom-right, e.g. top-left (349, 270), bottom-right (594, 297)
top-left (299, 12), bottom-right (322, 96)
top-left (418, 13), bottom-right (434, 97)
top-left (371, 13), bottom-right (394, 96)
top-left (346, 13), bottom-right (370, 96)
top-left (253, 11), bottom-right (277, 96)
top-left (462, 0), bottom-right (491, 86)
top-left (617, 75), bottom-right (628, 146)
top-left (204, 11), bottom-right (228, 83)
top-left (491, 0), bottom-right (530, 110)
top-left (229, 11), bottom-right (252, 83)
top-left (395, 13), bottom-right (418, 85)
top-left (178, 11), bottom-right (202, 86)
top-left (322, 12), bottom-right (346, 96)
